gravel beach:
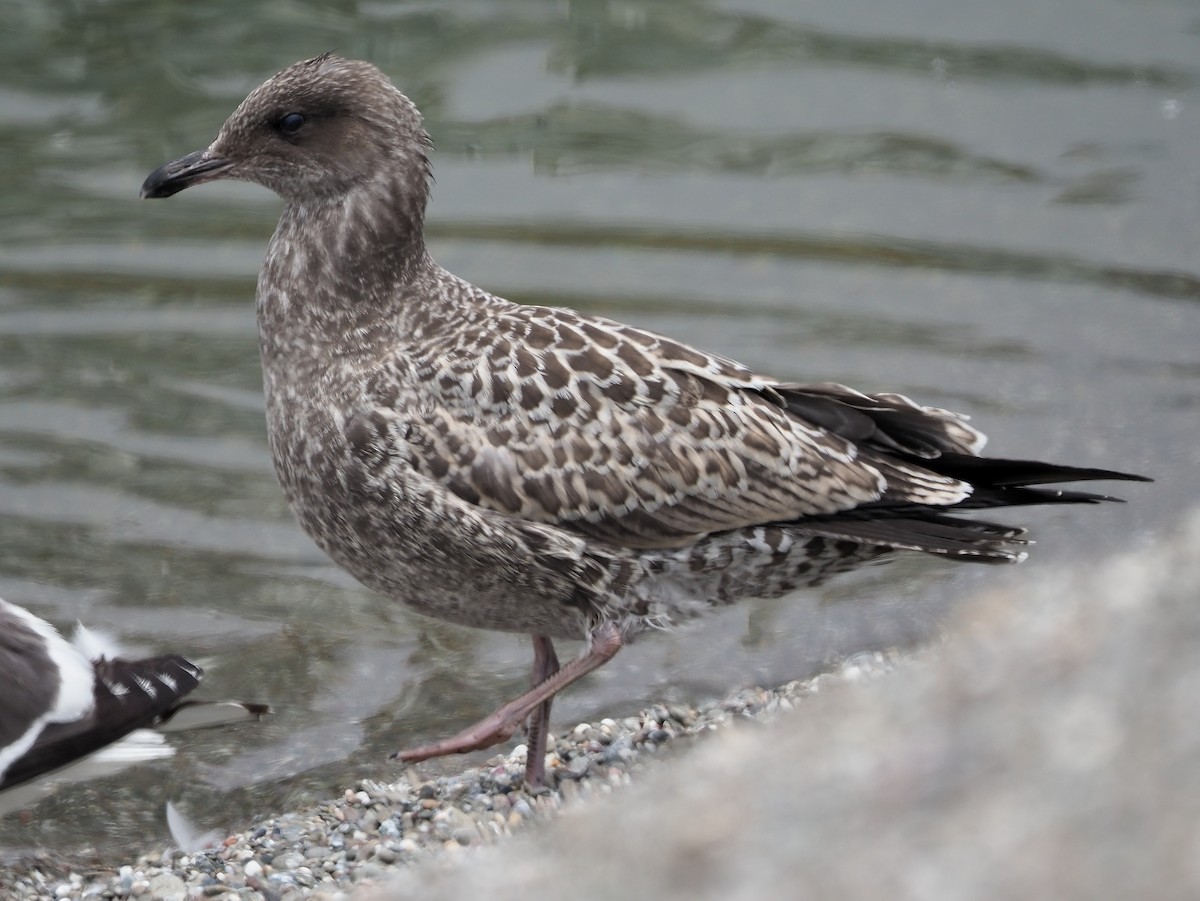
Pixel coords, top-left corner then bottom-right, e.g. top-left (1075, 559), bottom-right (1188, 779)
top-left (2, 654), bottom-right (894, 900)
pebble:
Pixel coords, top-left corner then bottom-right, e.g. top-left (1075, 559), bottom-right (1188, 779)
top-left (3, 654), bottom-right (893, 900)
top-left (146, 874), bottom-right (186, 901)
top-left (378, 818), bottom-right (401, 838)
top-left (373, 845), bottom-right (397, 864)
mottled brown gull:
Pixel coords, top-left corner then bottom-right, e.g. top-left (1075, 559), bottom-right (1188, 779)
top-left (141, 54), bottom-right (1148, 788)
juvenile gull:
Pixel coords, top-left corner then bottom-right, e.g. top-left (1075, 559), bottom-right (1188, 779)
top-left (142, 54), bottom-right (1149, 787)
top-left (0, 598), bottom-right (266, 811)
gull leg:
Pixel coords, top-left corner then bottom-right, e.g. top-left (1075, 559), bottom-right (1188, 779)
top-left (392, 623), bottom-right (622, 786)
top-left (524, 634), bottom-right (560, 788)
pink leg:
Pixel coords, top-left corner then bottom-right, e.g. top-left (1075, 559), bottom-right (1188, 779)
top-left (524, 634), bottom-right (560, 788)
top-left (392, 623), bottom-right (623, 787)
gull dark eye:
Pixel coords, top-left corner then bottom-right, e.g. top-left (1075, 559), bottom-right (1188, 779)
top-left (277, 112), bottom-right (306, 136)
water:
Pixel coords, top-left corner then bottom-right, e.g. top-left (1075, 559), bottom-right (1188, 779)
top-left (1, 0), bottom-right (1196, 856)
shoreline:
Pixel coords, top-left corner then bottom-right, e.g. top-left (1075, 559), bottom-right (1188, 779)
top-left (7, 506), bottom-right (1197, 900)
top-left (4, 653), bottom-right (894, 900)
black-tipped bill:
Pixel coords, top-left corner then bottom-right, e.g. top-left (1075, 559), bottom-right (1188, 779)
top-left (140, 150), bottom-right (234, 199)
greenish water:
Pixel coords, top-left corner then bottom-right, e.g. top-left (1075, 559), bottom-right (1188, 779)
top-left (1, 0), bottom-right (1197, 856)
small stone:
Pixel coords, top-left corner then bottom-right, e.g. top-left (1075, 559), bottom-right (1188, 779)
top-left (277, 851), bottom-right (305, 871)
top-left (378, 819), bottom-right (401, 838)
top-left (352, 863), bottom-right (384, 882)
top-left (115, 866), bottom-right (135, 898)
top-left (244, 860), bottom-right (263, 879)
top-left (668, 705), bottom-right (695, 725)
top-left (269, 871), bottom-right (295, 885)
top-left (601, 735), bottom-right (635, 764)
top-left (374, 844), bottom-right (397, 864)
top-left (146, 874), bottom-right (186, 901)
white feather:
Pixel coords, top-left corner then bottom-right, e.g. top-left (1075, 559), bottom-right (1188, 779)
top-left (71, 622), bottom-right (123, 661)
top-left (166, 800), bottom-right (223, 852)
top-left (0, 600), bottom-right (96, 780)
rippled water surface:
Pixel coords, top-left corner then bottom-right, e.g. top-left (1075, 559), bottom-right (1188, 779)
top-left (1, 0), bottom-right (1197, 854)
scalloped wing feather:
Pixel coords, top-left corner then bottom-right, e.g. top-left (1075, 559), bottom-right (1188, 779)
top-left (356, 306), bottom-right (973, 549)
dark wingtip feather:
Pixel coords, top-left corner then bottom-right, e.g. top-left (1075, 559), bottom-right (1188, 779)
top-left (798, 453), bottom-right (1149, 564)
top-left (926, 453), bottom-right (1152, 490)
top-left (1, 655), bottom-right (203, 791)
